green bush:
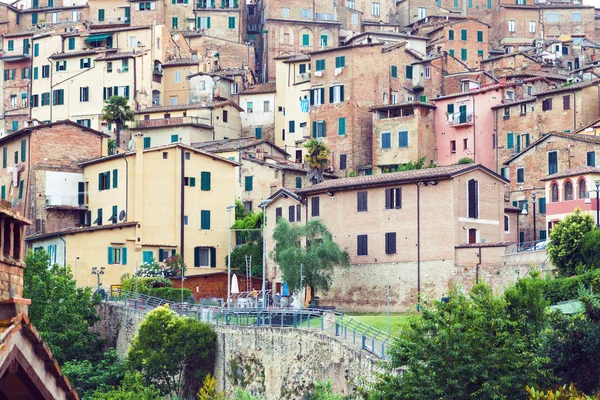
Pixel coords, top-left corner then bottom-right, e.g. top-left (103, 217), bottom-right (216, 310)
top-left (121, 277), bottom-right (171, 294)
top-left (542, 270), bottom-right (600, 304)
top-left (147, 287), bottom-right (192, 303)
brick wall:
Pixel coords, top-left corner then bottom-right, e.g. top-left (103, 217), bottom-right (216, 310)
top-left (168, 273), bottom-right (262, 301)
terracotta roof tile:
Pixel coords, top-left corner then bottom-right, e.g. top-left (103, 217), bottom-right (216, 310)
top-left (136, 100), bottom-right (242, 114)
top-left (192, 137), bottom-right (273, 152)
top-left (297, 164), bottom-right (502, 195)
top-left (541, 166), bottom-right (600, 181)
top-left (455, 241), bottom-right (515, 248)
top-left (162, 58), bottom-right (198, 67)
top-left (240, 82), bottom-right (276, 94)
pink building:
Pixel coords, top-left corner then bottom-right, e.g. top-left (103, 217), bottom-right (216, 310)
top-left (541, 166), bottom-right (600, 232)
top-left (433, 84), bottom-right (509, 170)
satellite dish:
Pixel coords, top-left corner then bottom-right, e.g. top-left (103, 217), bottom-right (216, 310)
top-left (119, 210), bottom-right (126, 221)
top-left (10, 198), bottom-right (16, 208)
top-left (127, 139), bottom-right (134, 151)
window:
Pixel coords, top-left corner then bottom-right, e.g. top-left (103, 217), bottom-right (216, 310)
top-left (391, 65), bottom-right (398, 78)
top-left (7, 40), bottom-right (13, 51)
top-left (548, 151), bottom-right (558, 175)
top-left (79, 87), bottom-right (89, 102)
top-left (231, 83), bottom-right (238, 94)
top-left (245, 176), bottom-right (253, 191)
top-left (463, 138), bottom-right (469, 150)
top-left (371, 2), bottom-right (380, 16)
top-left (282, 7), bottom-right (289, 17)
top-left (80, 58), bottom-right (91, 69)
top-left (198, 16), bottom-right (210, 29)
top-left (529, 21), bottom-right (536, 33)
top-left (254, 127), bottom-right (262, 139)
top-left (385, 232), bottom-right (396, 254)
top-left (223, 110), bottom-right (228, 122)
top-left (516, 167), bottom-right (524, 183)
top-left (33, 43), bottom-right (39, 57)
top-left (174, 70), bottom-right (182, 83)
top-left (399, 131), bottom-right (409, 148)
top-left (76, 119), bottom-right (91, 128)
top-left (310, 87), bottom-right (325, 105)
top-left (519, 104), bottom-right (527, 115)
top-left (335, 56), bottom-right (345, 68)
top-left (30, 94), bottom-right (39, 107)
top-left (296, 177), bottom-right (302, 188)
top-left (194, 247), bottom-right (216, 267)
top-left (563, 95), bottom-right (570, 110)
top-left (52, 89), bottom-right (64, 105)
top-left (56, 60), bottom-right (67, 71)
top-left (228, 16), bottom-right (236, 29)
top-left (172, 17), bottom-right (178, 29)
top-left (539, 197), bottom-right (546, 213)
top-left (41, 92), bottom-right (50, 106)
top-left (351, 13), bottom-right (358, 25)
top-left (246, 101), bottom-right (253, 113)
top-left (467, 179), bottom-right (478, 218)
top-left (340, 154), bottom-right (347, 170)
top-left (312, 121), bottom-right (326, 138)
top-left (302, 34), bottom-right (310, 46)
top-left (263, 100), bottom-right (270, 112)
top-left (449, 30), bottom-right (454, 41)
top-left (32, 13), bottom-right (38, 24)
top-left (330, 85), bottom-right (344, 103)
top-left (347, 0), bottom-right (355, 8)
top-left (468, 228), bottom-right (478, 244)
top-left (461, 29), bottom-right (467, 41)
top-left (551, 183), bottom-right (559, 202)
top-left (449, 49), bottom-right (455, 57)
top-left (311, 196), bottom-right (320, 217)
top-left (503, 107), bottom-right (510, 119)
top-left (357, 191), bottom-right (368, 212)
top-left (384, 188), bottom-right (401, 209)
top-left (357, 234), bottom-right (368, 256)
top-left (461, 48), bottom-right (467, 61)
top-left (546, 12), bottom-right (560, 23)
top-left (477, 30), bottom-right (483, 42)
top-left (562, 46), bottom-right (569, 55)
top-left (320, 35), bottom-right (328, 48)
top-left (287, 205), bottom-right (295, 223)
top-left (338, 118), bottom-right (346, 135)
top-left (564, 181), bottom-right (573, 201)
top-left (406, 65), bottom-right (413, 79)
top-left (301, 8), bottom-right (311, 18)
top-left (381, 132), bottom-right (391, 149)
top-left (579, 179), bottom-right (587, 199)
top-left (542, 98), bottom-right (552, 111)
top-left (316, 59), bottom-right (325, 71)
top-left (200, 171), bottom-right (211, 191)
top-left (200, 210), bottom-right (211, 230)
top-left (572, 12), bottom-right (581, 22)
top-left (504, 215), bottom-right (509, 232)
top-left (588, 151), bottom-right (597, 167)
top-left (450, 140), bottom-right (456, 153)
top-left (425, 66), bottom-right (431, 78)
top-left (42, 65), bottom-right (49, 78)
top-left (508, 20), bottom-right (515, 32)
top-left (296, 204), bottom-right (302, 222)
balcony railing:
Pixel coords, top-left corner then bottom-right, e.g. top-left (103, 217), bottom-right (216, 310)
top-left (138, 116), bottom-right (211, 128)
top-left (89, 17), bottom-right (130, 25)
top-left (315, 13), bottom-right (336, 21)
top-left (504, 239), bottom-right (548, 255)
top-left (45, 195), bottom-right (82, 208)
top-left (448, 111), bottom-right (473, 126)
top-left (295, 72), bottom-right (310, 83)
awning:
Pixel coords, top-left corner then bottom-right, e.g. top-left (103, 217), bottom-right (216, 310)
top-left (84, 34), bottom-right (111, 42)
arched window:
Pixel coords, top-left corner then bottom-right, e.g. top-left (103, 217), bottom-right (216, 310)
top-left (468, 228), bottom-right (478, 244)
top-left (551, 183), bottom-right (559, 202)
top-left (579, 179), bottom-right (587, 199)
top-left (564, 181), bottom-right (573, 201)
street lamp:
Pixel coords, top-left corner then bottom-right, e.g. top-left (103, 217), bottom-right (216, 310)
top-left (91, 266), bottom-right (105, 290)
top-left (520, 193), bottom-right (538, 242)
top-left (226, 204), bottom-right (236, 307)
top-left (584, 180), bottom-right (600, 228)
top-left (259, 198), bottom-right (273, 309)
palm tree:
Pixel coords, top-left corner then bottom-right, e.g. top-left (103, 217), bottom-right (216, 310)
top-left (304, 139), bottom-right (330, 185)
top-left (101, 95), bottom-right (135, 150)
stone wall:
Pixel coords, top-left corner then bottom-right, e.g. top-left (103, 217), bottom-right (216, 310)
top-left (96, 303), bottom-right (385, 399)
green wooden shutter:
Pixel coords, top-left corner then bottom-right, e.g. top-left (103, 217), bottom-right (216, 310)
top-left (68, 37), bottom-right (75, 50)
top-left (312, 121), bottom-right (317, 138)
top-left (338, 117), bottom-right (346, 135)
top-left (201, 171), bottom-right (211, 191)
top-left (194, 247), bottom-right (200, 267)
top-left (507, 133), bottom-right (514, 149)
top-left (1, 186), bottom-right (5, 200)
top-left (171, 134), bottom-right (178, 143)
top-left (245, 176), bottom-right (253, 191)
top-left (18, 180), bottom-right (23, 199)
top-left (98, 9), bottom-right (105, 21)
top-left (207, 17), bottom-right (211, 28)
top-left (112, 205), bottom-right (117, 223)
top-left (98, 208), bottom-right (103, 225)
top-left (122, 248), bottom-right (128, 265)
top-left (105, 171), bottom-right (110, 189)
top-left (477, 31), bottom-right (483, 42)
top-left (296, 177), bottom-right (302, 188)
top-left (20, 139), bottom-right (26, 161)
top-left (98, 172), bottom-right (103, 191)
top-left (461, 29), bottom-right (467, 40)
top-left (210, 248), bottom-right (216, 268)
top-left (406, 65), bottom-right (413, 79)
top-left (447, 104), bottom-right (454, 114)
top-left (78, 182), bottom-right (85, 205)
top-left (525, 133), bottom-right (530, 147)
top-left (190, 177), bottom-right (196, 187)
top-left (201, 210), bottom-right (211, 230)
top-left (108, 247), bottom-right (114, 264)
top-left (112, 169), bottom-right (118, 188)
top-left (143, 137), bottom-right (151, 148)
top-left (539, 197), bottom-right (546, 214)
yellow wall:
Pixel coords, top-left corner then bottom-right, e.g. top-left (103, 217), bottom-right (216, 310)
top-left (162, 64), bottom-right (199, 106)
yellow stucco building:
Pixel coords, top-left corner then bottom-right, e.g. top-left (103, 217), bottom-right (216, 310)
top-left (26, 135), bottom-right (237, 289)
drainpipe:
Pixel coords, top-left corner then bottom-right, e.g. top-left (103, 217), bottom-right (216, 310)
top-left (573, 89), bottom-right (576, 131)
top-left (180, 147), bottom-right (185, 261)
top-left (122, 153), bottom-right (129, 221)
top-left (133, 55), bottom-right (139, 112)
top-left (476, 246), bottom-right (481, 284)
top-left (416, 182), bottom-right (421, 301)
top-left (472, 97), bottom-right (476, 163)
top-left (494, 108), bottom-right (498, 172)
top-left (59, 236), bottom-right (66, 267)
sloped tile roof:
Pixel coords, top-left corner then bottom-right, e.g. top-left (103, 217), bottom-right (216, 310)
top-left (541, 166), bottom-right (600, 181)
top-left (240, 82), bottom-right (276, 94)
top-left (162, 58), bottom-right (198, 67)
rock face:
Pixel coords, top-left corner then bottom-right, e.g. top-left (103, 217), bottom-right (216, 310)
top-left (96, 303), bottom-right (385, 399)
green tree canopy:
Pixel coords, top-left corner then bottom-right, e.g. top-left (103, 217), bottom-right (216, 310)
top-left (370, 278), bottom-right (553, 399)
top-left (101, 95), bottom-right (135, 149)
top-left (127, 305), bottom-right (216, 398)
top-left (62, 349), bottom-right (127, 399)
top-left (548, 208), bottom-right (596, 276)
top-left (23, 250), bottom-right (104, 364)
top-left (271, 219), bottom-right (349, 294)
top-left (88, 371), bottom-right (162, 400)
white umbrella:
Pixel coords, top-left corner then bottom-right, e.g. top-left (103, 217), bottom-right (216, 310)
top-left (231, 274), bottom-right (239, 294)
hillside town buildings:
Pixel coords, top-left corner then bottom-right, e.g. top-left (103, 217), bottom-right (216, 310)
top-left (0, 0), bottom-right (597, 310)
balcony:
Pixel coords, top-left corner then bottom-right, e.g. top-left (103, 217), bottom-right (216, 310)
top-left (138, 116), bottom-right (211, 128)
top-left (89, 16), bottom-right (130, 26)
top-left (315, 13), bottom-right (336, 21)
top-left (295, 72), bottom-right (310, 83)
top-left (448, 111), bottom-right (473, 127)
top-left (45, 195), bottom-right (84, 209)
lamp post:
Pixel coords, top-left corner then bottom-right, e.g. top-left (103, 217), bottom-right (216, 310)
top-left (259, 199), bottom-right (272, 309)
top-left (585, 180), bottom-right (600, 228)
top-left (520, 193), bottom-right (537, 242)
top-left (91, 266), bottom-right (105, 290)
top-left (226, 204), bottom-right (236, 307)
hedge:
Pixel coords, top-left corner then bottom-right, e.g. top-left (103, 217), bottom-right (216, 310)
top-left (542, 269), bottom-right (600, 304)
top-left (148, 287), bottom-right (193, 303)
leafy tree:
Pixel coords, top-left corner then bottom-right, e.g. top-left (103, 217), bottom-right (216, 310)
top-left (197, 374), bottom-right (226, 400)
top-left (227, 238), bottom-right (263, 278)
top-left (457, 157), bottom-right (474, 164)
top-left (381, 157), bottom-right (437, 174)
top-left (548, 208), bottom-right (596, 276)
top-left (127, 305), bottom-right (216, 398)
top-left (371, 279), bottom-right (553, 399)
top-left (62, 349), bottom-right (127, 399)
top-left (88, 371), bottom-right (162, 400)
top-left (23, 250), bottom-right (103, 364)
top-left (271, 219), bottom-right (349, 295)
top-left (101, 95), bottom-right (135, 149)
top-left (108, 138), bottom-right (116, 155)
top-left (226, 201), bottom-right (264, 278)
top-left (307, 380), bottom-right (344, 400)
top-left (581, 229), bottom-right (600, 272)
top-left (304, 139), bottom-right (330, 185)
